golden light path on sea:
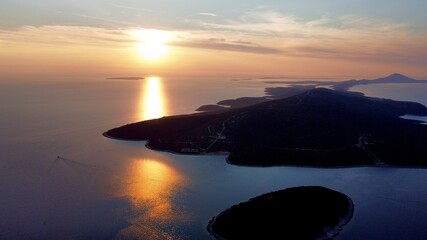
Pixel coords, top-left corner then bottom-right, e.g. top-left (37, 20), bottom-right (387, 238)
top-left (138, 76), bottom-right (167, 121)
top-left (115, 158), bottom-right (188, 239)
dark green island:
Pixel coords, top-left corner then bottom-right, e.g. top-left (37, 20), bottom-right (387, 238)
top-left (207, 186), bottom-right (354, 240)
top-left (104, 88), bottom-right (427, 167)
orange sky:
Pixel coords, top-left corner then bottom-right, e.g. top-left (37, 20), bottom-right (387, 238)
top-left (1, 2), bottom-right (427, 80)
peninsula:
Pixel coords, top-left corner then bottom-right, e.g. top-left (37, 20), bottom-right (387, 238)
top-left (197, 73), bottom-right (427, 112)
top-left (207, 186), bottom-right (354, 240)
top-left (104, 87), bottom-right (427, 167)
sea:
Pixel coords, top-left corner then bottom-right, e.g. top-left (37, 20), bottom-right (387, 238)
top-left (1, 77), bottom-right (427, 239)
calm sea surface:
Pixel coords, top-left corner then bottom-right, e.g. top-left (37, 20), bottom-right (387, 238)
top-left (1, 78), bottom-right (427, 239)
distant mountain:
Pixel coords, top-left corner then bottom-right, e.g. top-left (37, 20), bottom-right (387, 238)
top-left (334, 73), bottom-right (424, 91)
top-left (104, 88), bottom-right (427, 167)
top-left (376, 73), bottom-right (417, 82)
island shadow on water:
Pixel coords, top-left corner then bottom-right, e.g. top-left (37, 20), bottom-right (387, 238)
top-left (207, 186), bottom-right (354, 240)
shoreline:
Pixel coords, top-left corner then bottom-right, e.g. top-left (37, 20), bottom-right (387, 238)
top-left (103, 132), bottom-right (230, 156)
top-left (102, 86), bottom-right (427, 169)
top-left (207, 215), bottom-right (224, 240)
top-left (103, 132), bottom-right (427, 170)
top-left (206, 187), bottom-right (355, 239)
top-left (320, 196), bottom-right (355, 240)
top-left (207, 198), bottom-right (355, 240)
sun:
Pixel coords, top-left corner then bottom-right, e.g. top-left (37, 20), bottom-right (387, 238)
top-left (131, 29), bottom-right (172, 61)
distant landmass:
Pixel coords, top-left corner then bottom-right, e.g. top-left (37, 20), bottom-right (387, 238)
top-left (332, 73), bottom-right (426, 91)
top-left (207, 186), bottom-right (354, 240)
top-left (196, 86), bottom-right (313, 112)
top-left (106, 77), bottom-right (145, 80)
top-left (104, 87), bottom-right (427, 167)
top-left (197, 73), bottom-right (427, 112)
top-left (264, 73), bottom-right (427, 91)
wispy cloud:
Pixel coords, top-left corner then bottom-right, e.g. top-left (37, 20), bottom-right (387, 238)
top-left (0, 25), bottom-right (134, 46)
top-left (0, 24), bottom-right (283, 56)
top-left (108, 2), bottom-right (154, 12)
top-left (2, 7), bottom-right (427, 66)
top-left (75, 14), bottom-right (138, 27)
top-left (197, 10), bottom-right (409, 39)
top-left (199, 12), bottom-right (217, 17)
top-left (173, 38), bottom-right (281, 54)
top-left (188, 9), bottom-right (427, 63)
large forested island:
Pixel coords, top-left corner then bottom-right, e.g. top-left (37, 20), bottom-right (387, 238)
top-left (104, 88), bottom-right (427, 167)
top-left (207, 186), bottom-right (354, 240)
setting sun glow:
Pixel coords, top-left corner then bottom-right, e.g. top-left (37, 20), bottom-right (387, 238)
top-left (131, 29), bottom-right (172, 61)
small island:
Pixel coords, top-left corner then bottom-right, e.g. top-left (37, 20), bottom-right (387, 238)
top-left (207, 186), bottom-right (354, 240)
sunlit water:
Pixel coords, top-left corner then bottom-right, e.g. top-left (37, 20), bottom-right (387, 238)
top-left (1, 79), bottom-right (427, 239)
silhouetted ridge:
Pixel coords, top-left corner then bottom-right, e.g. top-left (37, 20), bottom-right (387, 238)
top-left (377, 73), bottom-right (416, 82)
top-left (105, 88), bottom-right (427, 167)
top-left (331, 73), bottom-right (423, 91)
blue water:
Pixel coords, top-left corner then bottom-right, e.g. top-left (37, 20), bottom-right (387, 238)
top-left (1, 79), bottom-right (427, 239)
top-left (350, 83), bottom-right (427, 106)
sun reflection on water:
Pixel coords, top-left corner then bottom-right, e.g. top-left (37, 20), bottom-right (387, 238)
top-left (126, 159), bottom-right (181, 212)
top-left (139, 77), bottom-right (167, 121)
top-left (115, 158), bottom-right (188, 239)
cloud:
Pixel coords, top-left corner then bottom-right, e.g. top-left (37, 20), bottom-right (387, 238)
top-left (2, 9), bottom-right (426, 66)
top-left (75, 14), bottom-right (138, 27)
top-left (0, 25), bottom-right (135, 46)
top-left (186, 9), bottom-right (427, 64)
top-left (199, 12), bottom-right (217, 17)
top-left (107, 2), bottom-right (154, 12)
top-left (197, 10), bottom-right (410, 40)
top-left (173, 38), bottom-right (281, 55)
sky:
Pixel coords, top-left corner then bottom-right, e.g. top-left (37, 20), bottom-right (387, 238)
top-left (1, 0), bottom-right (427, 80)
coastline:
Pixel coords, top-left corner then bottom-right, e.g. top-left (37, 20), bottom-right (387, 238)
top-left (103, 131), bottom-right (230, 156)
top-left (103, 132), bottom-right (427, 170)
top-left (207, 198), bottom-right (355, 240)
top-left (319, 196), bottom-right (355, 240)
top-left (103, 83), bottom-right (427, 169)
top-left (206, 187), bottom-right (355, 240)
top-left (207, 215), bottom-right (224, 240)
